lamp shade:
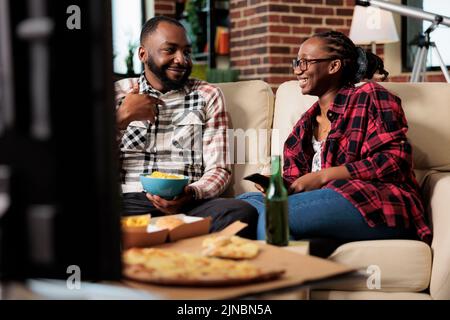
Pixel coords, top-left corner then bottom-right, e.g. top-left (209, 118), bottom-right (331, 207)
top-left (349, 5), bottom-right (399, 45)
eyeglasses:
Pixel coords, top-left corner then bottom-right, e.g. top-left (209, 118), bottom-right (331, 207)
top-left (292, 57), bottom-right (338, 71)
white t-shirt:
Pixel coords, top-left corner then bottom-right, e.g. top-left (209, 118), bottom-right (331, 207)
top-left (311, 135), bottom-right (325, 172)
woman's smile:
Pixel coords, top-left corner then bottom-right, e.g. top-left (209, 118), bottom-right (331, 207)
top-left (298, 77), bottom-right (309, 88)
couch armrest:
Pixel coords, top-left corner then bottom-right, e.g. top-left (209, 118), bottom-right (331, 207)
top-left (422, 172), bottom-right (450, 300)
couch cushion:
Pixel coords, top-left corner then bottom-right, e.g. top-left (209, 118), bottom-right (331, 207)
top-left (310, 290), bottom-right (432, 300)
top-left (322, 240), bottom-right (432, 292)
top-left (273, 81), bottom-right (450, 171)
top-left (216, 80), bottom-right (274, 196)
top-left (422, 172), bottom-right (450, 300)
top-left (381, 83), bottom-right (450, 171)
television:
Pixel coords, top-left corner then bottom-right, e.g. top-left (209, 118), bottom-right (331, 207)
top-left (0, 0), bottom-right (122, 282)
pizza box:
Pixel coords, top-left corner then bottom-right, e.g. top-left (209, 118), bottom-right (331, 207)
top-left (160, 214), bottom-right (211, 242)
top-left (122, 225), bottom-right (168, 249)
top-left (122, 214), bottom-right (211, 249)
top-left (120, 221), bottom-right (358, 299)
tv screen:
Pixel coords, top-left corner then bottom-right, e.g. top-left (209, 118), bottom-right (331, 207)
top-left (0, 0), bottom-right (122, 281)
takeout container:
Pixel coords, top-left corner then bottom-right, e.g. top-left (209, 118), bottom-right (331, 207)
top-left (122, 214), bottom-right (211, 249)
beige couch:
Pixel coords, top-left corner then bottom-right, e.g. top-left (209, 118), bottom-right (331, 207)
top-left (216, 80), bottom-right (450, 300)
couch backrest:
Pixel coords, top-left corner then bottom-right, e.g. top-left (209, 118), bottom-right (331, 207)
top-left (216, 80), bottom-right (274, 196)
top-left (271, 81), bottom-right (316, 160)
top-left (273, 81), bottom-right (450, 183)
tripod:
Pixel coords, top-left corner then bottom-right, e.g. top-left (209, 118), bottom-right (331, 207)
top-left (410, 22), bottom-right (450, 83)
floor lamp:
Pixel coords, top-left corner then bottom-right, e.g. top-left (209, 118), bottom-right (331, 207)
top-left (354, 0), bottom-right (450, 83)
top-left (349, 5), bottom-right (399, 54)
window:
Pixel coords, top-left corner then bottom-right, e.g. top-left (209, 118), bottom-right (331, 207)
top-left (112, 0), bottom-right (154, 75)
top-left (402, 0), bottom-right (450, 71)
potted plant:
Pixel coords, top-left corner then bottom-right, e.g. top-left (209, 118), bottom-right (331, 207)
top-left (125, 40), bottom-right (138, 75)
top-left (185, 0), bottom-right (206, 55)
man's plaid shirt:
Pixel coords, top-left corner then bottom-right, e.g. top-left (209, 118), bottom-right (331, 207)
top-left (115, 74), bottom-right (231, 200)
top-left (283, 82), bottom-right (432, 243)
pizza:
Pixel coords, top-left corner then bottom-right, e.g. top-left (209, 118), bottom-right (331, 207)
top-left (122, 248), bottom-right (284, 286)
top-left (201, 235), bottom-right (260, 259)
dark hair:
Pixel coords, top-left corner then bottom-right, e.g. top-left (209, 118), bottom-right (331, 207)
top-left (312, 31), bottom-right (389, 85)
top-left (140, 16), bottom-right (185, 44)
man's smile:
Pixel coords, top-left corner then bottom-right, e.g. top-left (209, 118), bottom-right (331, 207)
top-left (167, 66), bottom-right (186, 76)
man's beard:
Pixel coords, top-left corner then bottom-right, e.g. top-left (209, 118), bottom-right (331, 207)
top-left (146, 56), bottom-right (191, 91)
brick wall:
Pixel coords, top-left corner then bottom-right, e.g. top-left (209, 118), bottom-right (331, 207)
top-left (389, 73), bottom-right (446, 82)
top-left (154, 0), bottom-right (176, 17)
top-left (153, 1), bottom-right (446, 88)
top-left (229, 0), bottom-right (446, 90)
top-left (230, 0), bottom-right (358, 90)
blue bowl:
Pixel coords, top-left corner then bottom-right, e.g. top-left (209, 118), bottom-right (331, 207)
top-left (140, 173), bottom-right (189, 199)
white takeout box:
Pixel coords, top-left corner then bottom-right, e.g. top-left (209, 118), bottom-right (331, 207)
top-left (122, 214), bottom-right (211, 249)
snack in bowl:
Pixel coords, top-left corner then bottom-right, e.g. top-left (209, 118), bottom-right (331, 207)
top-left (147, 171), bottom-right (184, 179)
top-left (154, 216), bottom-right (185, 230)
top-left (122, 248), bottom-right (284, 286)
top-left (201, 235), bottom-right (260, 259)
top-left (140, 171), bottom-right (189, 199)
top-left (121, 214), bottom-right (151, 229)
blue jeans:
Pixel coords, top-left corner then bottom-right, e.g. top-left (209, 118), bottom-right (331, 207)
top-left (237, 189), bottom-right (415, 241)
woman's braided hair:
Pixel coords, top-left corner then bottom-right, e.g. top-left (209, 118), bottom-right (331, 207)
top-left (312, 31), bottom-right (389, 85)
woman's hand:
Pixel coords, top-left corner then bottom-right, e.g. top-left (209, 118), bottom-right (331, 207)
top-left (252, 174), bottom-right (271, 195)
top-left (288, 166), bottom-right (351, 194)
top-left (254, 183), bottom-right (266, 196)
top-left (288, 171), bottom-right (325, 194)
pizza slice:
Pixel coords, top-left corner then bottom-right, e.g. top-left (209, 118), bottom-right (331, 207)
top-left (201, 235), bottom-right (260, 259)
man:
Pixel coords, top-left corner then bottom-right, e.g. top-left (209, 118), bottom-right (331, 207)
top-left (115, 16), bottom-right (257, 238)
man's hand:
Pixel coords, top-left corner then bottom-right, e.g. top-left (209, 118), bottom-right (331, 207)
top-left (116, 84), bottom-right (165, 130)
top-left (288, 171), bottom-right (325, 194)
top-left (146, 186), bottom-right (195, 215)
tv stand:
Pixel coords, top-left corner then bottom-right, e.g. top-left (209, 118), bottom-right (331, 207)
top-left (0, 279), bottom-right (159, 300)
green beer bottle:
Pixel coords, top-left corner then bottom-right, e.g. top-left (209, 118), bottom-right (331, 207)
top-left (265, 155), bottom-right (289, 246)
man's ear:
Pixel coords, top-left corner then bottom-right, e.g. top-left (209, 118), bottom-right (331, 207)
top-left (329, 59), bottom-right (342, 75)
top-left (138, 46), bottom-right (147, 63)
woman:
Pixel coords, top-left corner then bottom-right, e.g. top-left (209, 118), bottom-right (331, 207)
top-left (237, 31), bottom-right (432, 244)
